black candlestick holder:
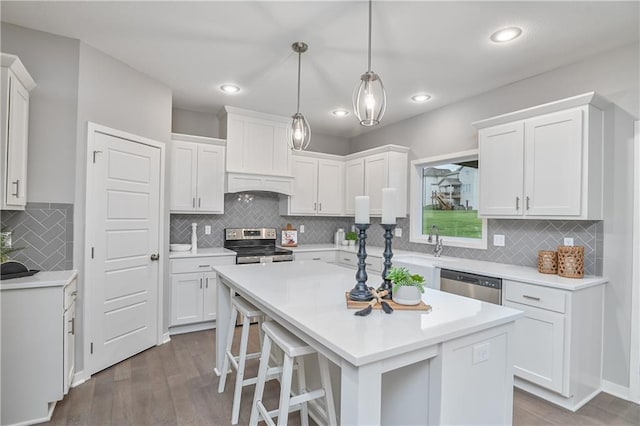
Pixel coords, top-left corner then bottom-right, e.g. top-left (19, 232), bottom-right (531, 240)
top-left (349, 223), bottom-right (373, 301)
top-left (378, 224), bottom-right (396, 299)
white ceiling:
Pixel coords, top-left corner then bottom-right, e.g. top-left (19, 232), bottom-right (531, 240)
top-left (1, 1), bottom-right (638, 138)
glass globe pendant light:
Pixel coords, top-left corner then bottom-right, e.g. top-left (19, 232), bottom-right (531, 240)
top-left (288, 42), bottom-right (311, 151)
top-left (353, 0), bottom-right (386, 127)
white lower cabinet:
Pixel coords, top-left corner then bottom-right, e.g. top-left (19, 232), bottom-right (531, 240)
top-left (170, 256), bottom-right (235, 328)
top-left (294, 250), bottom-right (338, 263)
top-left (503, 279), bottom-right (605, 410)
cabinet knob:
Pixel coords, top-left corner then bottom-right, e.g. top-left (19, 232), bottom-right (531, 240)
top-left (150, 253), bottom-right (160, 261)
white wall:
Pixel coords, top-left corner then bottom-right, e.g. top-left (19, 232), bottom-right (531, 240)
top-left (172, 107), bottom-right (218, 138)
top-left (350, 43), bottom-right (639, 158)
top-left (172, 106), bottom-right (351, 155)
top-left (74, 41), bottom-right (173, 374)
top-left (0, 23), bottom-right (79, 203)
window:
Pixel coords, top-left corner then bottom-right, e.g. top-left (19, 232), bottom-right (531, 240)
top-left (410, 150), bottom-right (487, 249)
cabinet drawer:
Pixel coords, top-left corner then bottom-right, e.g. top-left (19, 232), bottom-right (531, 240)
top-left (171, 256), bottom-right (235, 274)
top-left (64, 277), bottom-right (77, 311)
top-left (294, 251), bottom-right (337, 262)
top-left (504, 280), bottom-right (566, 313)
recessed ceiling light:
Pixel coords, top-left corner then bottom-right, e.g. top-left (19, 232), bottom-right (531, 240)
top-left (411, 94), bottom-right (432, 103)
top-left (490, 27), bottom-right (523, 43)
top-left (332, 109), bottom-right (350, 117)
top-left (219, 84), bottom-right (240, 94)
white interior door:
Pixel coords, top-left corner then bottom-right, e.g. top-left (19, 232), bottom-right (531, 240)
top-left (88, 130), bottom-right (161, 375)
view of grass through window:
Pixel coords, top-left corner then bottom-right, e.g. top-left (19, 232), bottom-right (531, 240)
top-left (422, 161), bottom-right (483, 239)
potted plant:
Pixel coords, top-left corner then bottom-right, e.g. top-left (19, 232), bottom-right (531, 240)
top-left (386, 266), bottom-right (426, 305)
top-left (345, 231), bottom-right (358, 247)
top-left (0, 227), bottom-right (22, 263)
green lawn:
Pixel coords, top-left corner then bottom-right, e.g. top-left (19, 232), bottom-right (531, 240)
top-left (422, 208), bottom-right (482, 239)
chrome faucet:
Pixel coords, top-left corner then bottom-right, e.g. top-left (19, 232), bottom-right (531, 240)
top-left (428, 225), bottom-right (444, 257)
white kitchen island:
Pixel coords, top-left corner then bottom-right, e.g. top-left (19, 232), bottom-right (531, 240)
top-left (215, 261), bottom-right (523, 425)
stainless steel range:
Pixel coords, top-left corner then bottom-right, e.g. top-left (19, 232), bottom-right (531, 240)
top-left (224, 228), bottom-right (294, 264)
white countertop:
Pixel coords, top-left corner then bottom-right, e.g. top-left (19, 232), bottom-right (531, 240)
top-left (0, 269), bottom-right (78, 290)
top-left (169, 247), bottom-right (236, 259)
top-left (286, 244), bottom-right (607, 291)
top-left (215, 261), bottom-right (523, 366)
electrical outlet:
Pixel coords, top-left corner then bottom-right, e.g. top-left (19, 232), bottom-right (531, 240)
top-left (299, 225), bottom-right (305, 233)
top-left (395, 228), bottom-right (402, 237)
top-left (493, 234), bottom-right (505, 247)
top-left (563, 237), bottom-right (574, 246)
top-left (204, 225), bottom-right (211, 235)
top-left (472, 342), bottom-right (491, 364)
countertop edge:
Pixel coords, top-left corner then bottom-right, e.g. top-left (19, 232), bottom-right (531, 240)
top-left (0, 269), bottom-right (78, 290)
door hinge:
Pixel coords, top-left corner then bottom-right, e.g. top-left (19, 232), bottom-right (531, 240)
top-left (92, 150), bottom-right (103, 163)
top-left (91, 247), bottom-right (94, 259)
top-left (90, 342), bottom-right (94, 354)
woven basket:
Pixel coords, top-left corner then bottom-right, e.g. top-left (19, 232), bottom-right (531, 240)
top-left (538, 250), bottom-right (558, 274)
top-left (557, 246), bottom-right (584, 278)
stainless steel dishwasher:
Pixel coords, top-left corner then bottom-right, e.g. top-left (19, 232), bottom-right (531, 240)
top-left (439, 268), bottom-right (502, 304)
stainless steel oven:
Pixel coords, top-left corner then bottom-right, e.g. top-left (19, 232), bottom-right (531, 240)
top-left (224, 228), bottom-right (294, 264)
top-left (440, 268), bottom-right (502, 304)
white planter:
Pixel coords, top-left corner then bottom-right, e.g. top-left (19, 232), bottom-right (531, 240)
top-left (392, 286), bottom-right (422, 305)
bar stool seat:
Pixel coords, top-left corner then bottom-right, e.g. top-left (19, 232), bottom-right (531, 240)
top-left (218, 295), bottom-right (266, 425)
top-left (250, 321), bottom-right (337, 426)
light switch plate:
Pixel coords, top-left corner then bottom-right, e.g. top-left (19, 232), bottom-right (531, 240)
top-left (395, 228), bottom-right (402, 237)
top-left (204, 225), bottom-right (211, 235)
top-left (300, 225), bottom-right (305, 233)
top-left (473, 343), bottom-right (491, 364)
top-left (493, 234), bottom-right (505, 247)
top-left (563, 237), bottom-right (574, 246)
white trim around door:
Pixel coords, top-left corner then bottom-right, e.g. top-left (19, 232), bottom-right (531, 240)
top-left (83, 122), bottom-right (166, 376)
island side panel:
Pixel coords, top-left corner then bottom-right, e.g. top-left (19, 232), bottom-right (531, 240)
top-left (436, 323), bottom-right (515, 425)
top-left (215, 275), bottom-right (233, 376)
top-left (340, 361), bottom-right (383, 425)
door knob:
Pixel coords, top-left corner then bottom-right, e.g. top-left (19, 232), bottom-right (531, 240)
top-left (150, 253), bottom-right (160, 261)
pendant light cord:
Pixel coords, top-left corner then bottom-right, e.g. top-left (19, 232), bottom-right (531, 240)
top-left (367, 0), bottom-right (372, 72)
top-left (296, 51), bottom-right (302, 113)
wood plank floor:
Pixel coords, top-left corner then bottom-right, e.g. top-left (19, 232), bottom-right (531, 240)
top-left (46, 327), bottom-right (640, 425)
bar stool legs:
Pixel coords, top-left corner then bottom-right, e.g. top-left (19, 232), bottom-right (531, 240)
top-left (250, 321), bottom-right (338, 426)
top-left (218, 296), bottom-right (264, 425)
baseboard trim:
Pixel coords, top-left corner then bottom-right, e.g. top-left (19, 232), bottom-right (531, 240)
top-left (169, 321), bottom-right (216, 335)
top-left (601, 379), bottom-right (631, 400)
top-left (72, 370), bottom-right (90, 388)
top-left (161, 332), bottom-right (171, 344)
top-left (514, 379), bottom-right (599, 412)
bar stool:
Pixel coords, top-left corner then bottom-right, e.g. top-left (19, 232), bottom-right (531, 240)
top-left (250, 321), bottom-right (337, 426)
top-left (218, 295), bottom-right (266, 425)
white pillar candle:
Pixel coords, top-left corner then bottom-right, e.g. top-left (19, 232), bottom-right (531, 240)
top-left (354, 196), bottom-right (370, 224)
top-left (381, 188), bottom-right (397, 224)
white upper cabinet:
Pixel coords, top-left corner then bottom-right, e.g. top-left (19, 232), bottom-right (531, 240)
top-left (218, 106), bottom-right (292, 177)
top-left (281, 152), bottom-right (344, 216)
top-left (170, 134), bottom-right (225, 214)
top-left (345, 145), bottom-right (410, 217)
top-left (1, 53), bottom-right (36, 211)
top-left (475, 92), bottom-right (607, 220)
top-left (344, 158), bottom-right (365, 215)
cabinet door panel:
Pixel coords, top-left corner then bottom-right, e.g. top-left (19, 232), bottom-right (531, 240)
top-left (364, 153), bottom-right (388, 215)
top-left (203, 272), bottom-right (217, 321)
top-left (170, 141), bottom-right (197, 211)
top-left (524, 109), bottom-right (583, 216)
top-left (345, 159), bottom-right (364, 215)
top-left (5, 75), bottom-right (30, 208)
top-left (290, 156), bottom-right (318, 214)
top-left (478, 122), bottom-right (524, 216)
top-left (196, 144), bottom-right (225, 213)
top-left (504, 300), bottom-right (566, 395)
top-left (317, 159), bottom-right (344, 215)
top-left (63, 301), bottom-right (76, 395)
top-left (171, 273), bottom-right (204, 326)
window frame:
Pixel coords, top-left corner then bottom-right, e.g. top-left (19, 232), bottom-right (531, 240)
top-left (409, 149), bottom-right (488, 249)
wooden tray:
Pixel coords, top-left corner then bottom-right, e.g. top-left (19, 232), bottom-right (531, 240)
top-left (345, 293), bottom-right (432, 311)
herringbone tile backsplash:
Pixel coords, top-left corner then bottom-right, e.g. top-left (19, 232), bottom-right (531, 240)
top-left (171, 193), bottom-right (352, 247)
top-left (171, 192), bottom-right (602, 276)
top-left (1, 203), bottom-right (73, 271)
